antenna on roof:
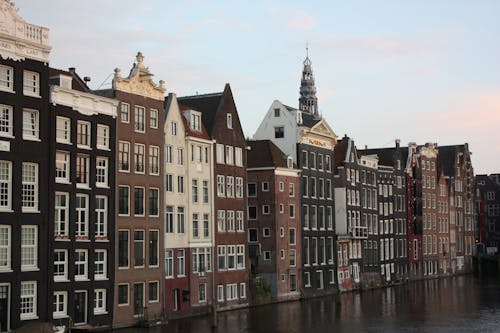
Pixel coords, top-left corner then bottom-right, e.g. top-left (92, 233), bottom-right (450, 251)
top-left (97, 72), bottom-right (114, 90)
top-left (306, 41), bottom-right (309, 57)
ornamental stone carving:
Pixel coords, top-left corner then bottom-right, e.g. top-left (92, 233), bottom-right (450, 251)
top-left (113, 52), bottom-right (166, 100)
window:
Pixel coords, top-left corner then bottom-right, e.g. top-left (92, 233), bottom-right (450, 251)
top-left (217, 175), bottom-right (225, 197)
top-left (226, 176), bottom-right (234, 198)
top-left (0, 225), bottom-right (11, 271)
top-left (275, 126), bottom-right (284, 138)
top-left (95, 250), bottom-right (107, 280)
top-left (75, 250), bottom-right (88, 280)
top-left (134, 187), bottom-right (145, 216)
top-left (216, 144), bottom-right (224, 164)
top-left (134, 106), bottom-right (145, 132)
top-left (274, 108), bottom-right (280, 117)
top-left (247, 183), bottom-right (257, 197)
top-left (165, 145), bottom-right (173, 164)
top-left (53, 249), bottom-right (68, 281)
top-left (76, 154), bottom-right (90, 187)
top-left (289, 204), bottom-right (295, 218)
top-left (239, 282), bottom-right (246, 298)
top-left (134, 143), bottom-right (145, 173)
top-left (121, 103), bottom-right (130, 123)
top-left (165, 174), bottom-right (173, 192)
top-left (177, 207), bottom-right (185, 234)
top-left (290, 250), bottom-right (296, 267)
top-left (227, 210), bottom-right (235, 231)
top-left (262, 205), bottom-right (270, 215)
top-left (263, 251), bottom-right (271, 260)
top-left (0, 104), bottom-right (13, 140)
top-left (23, 71), bottom-right (39, 96)
top-left (118, 230), bottom-right (129, 268)
top-left (237, 245), bottom-right (245, 269)
top-left (191, 113), bottom-right (201, 131)
top-left (21, 226), bottom-right (37, 270)
top-left (94, 289), bottom-right (107, 314)
top-left (56, 151), bottom-right (70, 183)
top-left (54, 192), bottom-right (68, 237)
top-left (192, 213), bottom-right (199, 238)
top-left (199, 283), bottom-right (207, 302)
top-left (235, 177), bottom-right (243, 198)
top-left (20, 281), bottom-right (37, 319)
top-left (290, 228), bottom-right (296, 245)
top-left (150, 109), bottom-right (158, 128)
top-left (148, 281), bottom-right (159, 303)
top-left (218, 246), bottom-right (226, 270)
top-left (134, 230), bottom-right (145, 267)
top-left (192, 179), bottom-right (199, 203)
top-left (175, 249), bottom-right (186, 277)
top-left (200, 180), bottom-right (209, 203)
top-left (0, 65), bottom-right (13, 92)
top-left (118, 186), bottom-right (130, 215)
top-left (53, 292), bottom-right (67, 318)
top-left (226, 113), bottom-right (233, 129)
top-left (218, 285), bottom-right (224, 302)
top-left (262, 182), bottom-right (269, 192)
top-left (22, 163), bottom-right (38, 211)
top-left (95, 195), bottom-right (107, 238)
top-left (165, 206), bottom-right (174, 233)
top-left (217, 210), bottom-right (225, 232)
top-left (23, 109), bottom-right (39, 140)
top-left (149, 188), bottom-right (159, 216)
top-left (96, 157), bottom-right (108, 187)
top-left (226, 146), bottom-right (234, 165)
top-left (118, 284), bottom-right (129, 305)
top-left (56, 117), bottom-right (70, 143)
top-left (147, 145), bottom-right (159, 175)
top-left (149, 230), bottom-right (159, 267)
top-left (203, 214), bottom-right (210, 237)
top-left (76, 194), bottom-right (89, 238)
top-left (97, 125), bottom-right (109, 149)
top-left (76, 121), bottom-right (90, 147)
top-left (235, 147), bottom-right (243, 167)
top-left (226, 284), bottom-right (238, 300)
top-left (248, 206), bottom-right (257, 220)
top-left (118, 141), bottom-right (130, 172)
top-left (237, 211), bottom-right (244, 232)
top-left (289, 183), bottom-right (295, 197)
top-left (165, 249), bottom-right (174, 277)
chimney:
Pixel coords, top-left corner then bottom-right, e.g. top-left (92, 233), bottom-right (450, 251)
top-left (395, 139), bottom-right (400, 148)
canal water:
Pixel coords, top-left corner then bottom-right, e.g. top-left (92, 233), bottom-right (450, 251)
top-left (119, 274), bottom-right (500, 333)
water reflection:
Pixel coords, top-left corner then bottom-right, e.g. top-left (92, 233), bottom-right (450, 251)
top-left (118, 275), bottom-right (500, 333)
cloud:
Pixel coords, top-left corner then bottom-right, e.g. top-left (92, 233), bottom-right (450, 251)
top-left (284, 10), bottom-right (317, 31)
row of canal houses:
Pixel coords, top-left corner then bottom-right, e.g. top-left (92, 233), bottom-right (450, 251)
top-left (0, 3), bottom-right (476, 331)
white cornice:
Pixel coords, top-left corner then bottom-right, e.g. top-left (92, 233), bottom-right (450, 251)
top-left (0, 1), bottom-right (51, 62)
top-left (50, 86), bottom-right (118, 118)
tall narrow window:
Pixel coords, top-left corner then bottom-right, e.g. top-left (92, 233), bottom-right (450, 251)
top-left (23, 71), bottom-right (39, 96)
top-left (97, 124), bottom-right (109, 150)
top-left (95, 196), bottom-right (107, 238)
top-left (76, 194), bottom-right (89, 238)
top-left (118, 230), bottom-right (129, 268)
top-left (53, 250), bottom-right (67, 280)
top-left (203, 214), bottom-right (209, 238)
top-left (54, 192), bottom-right (69, 237)
top-left (76, 121), bottom-right (90, 147)
top-left (0, 225), bottom-right (11, 270)
top-left (150, 109), bottom-right (158, 128)
top-left (55, 117), bottom-right (71, 144)
top-left (20, 281), bottom-right (37, 319)
top-left (94, 250), bottom-right (107, 279)
top-left (76, 155), bottom-right (90, 187)
top-left (96, 157), bottom-right (108, 187)
top-left (203, 180), bottom-right (209, 203)
top-left (235, 177), bottom-right (243, 198)
top-left (94, 289), bottom-right (107, 314)
top-left (23, 109), bottom-right (39, 140)
top-left (0, 104), bottom-right (13, 137)
top-left (192, 213), bottom-right (199, 238)
top-left (165, 250), bottom-right (173, 277)
top-left (192, 179), bottom-right (198, 203)
top-left (134, 106), bottom-right (145, 132)
top-left (148, 188), bottom-right (159, 216)
top-left (134, 187), bottom-right (145, 216)
top-left (121, 103), bottom-right (129, 123)
top-left (134, 143), bottom-right (145, 173)
top-left (75, 250), bottom-right (88, 280)
top-left (134, 230), bottom-right (145, 267)
top-left (177, 249), bottom-right (185, 276)
top-left (118, 186), bottom-right (130, 215)
top-left (165, 206), bottom-right (174, 233)
top-left (177, 207), bottom-right (185, 233)
top-left (119, 141), bottom-right (130, 172)
top-left (21, 226), bottom-right (37, 270)
top-left (0, 65), bottom-right (13, 92)
top-left (149, 230), bottom-right (159, 267)
top-left (226, 176), bottom-right (234, 197)
top-left (227, 113), bottom-right (233, 129)
top-left (235, 147), bottom-right (243, 167)
top-left (149, 146), bottom-right (159, 175)
top-left (22, 163), bottom-right (38, 211)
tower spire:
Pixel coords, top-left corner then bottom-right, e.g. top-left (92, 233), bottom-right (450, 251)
top-left (299, 45), bottom-right (318, 117)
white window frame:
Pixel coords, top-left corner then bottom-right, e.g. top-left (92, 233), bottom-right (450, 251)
top-left (165, 249), bottom-right (174, 278)
top-left (0, 225), bottom-right (11, 271)
top-left (95, 195), bottom-right (108, 238)
top-left (21, 225), bottom-right (37, 271)
top-left (120, 103), bottom-right (130, 123)
top-left (96, 124), bottom-right (110, 150)
top-left (150, 109), bottom-right (158, 129)
top-left (118, 284), bottom-right (129, 306)
top-left (54, 192), bottom-right (69, 238)
top-left (53, 249), bottom-right (68, 281)
top-left (227, 113), bottom-right (233, 129)
top-left (148, 281), bottom-right (159, 303)
top-left (22, 109), bottom-right (39, 140)
top-left (96, 157), bottom-right (108, 187)
top-left (76, 154), bottom-right (90, 188)
top-left (134, 143), bottom-right (145, 174)
top-left (94, 249), bottom-right (107, 280)
top-left (53, 291), bottom-right (68, 318)
top-left (76, 120), bottom-right (90, 148)
top-left (217, 285), bottom-right (224, 302)
top-left (118, 141), bottom-right (130, 172)
top-left (149, 146), bottom-right (160, 175)
top-left (0, 65), bottom-right (13, 92)
top-left (134, 105), bottom-right (145, 132)
top-left (20, 281), bottom-right (37, 320)
top-left (94, 289), bottom-right (107, 315)
top-left (0, 161), bottom-right (11, 211)
top-left (21, 162), bottom-right (38, 212)
top-left (23, 70), bottom-right (40, 97)
top-left (56, 116), bottom-right (71, 144)
top-left (235, 147), bottom-right (243, 167)
top-left (75, 250), bottom-right (88, 281)
top-left (75, 194), bottom-right (89, 238)
top-left (0, 104), bottom-right (13, 137)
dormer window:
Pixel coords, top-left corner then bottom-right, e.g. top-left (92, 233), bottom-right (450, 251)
top-left (287, 156), bottom-right (293, 168)
top-left (191, 113), bottom-right (201, 132)
top-left (274, 108), bottom-right (280, 117)
top-left (60, 75), bottom-right (72, 90)
top-left (227, 113), bottom-right (233, 129)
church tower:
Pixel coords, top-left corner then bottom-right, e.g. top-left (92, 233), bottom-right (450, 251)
top-left (299, 47), bottom-right (319, 116)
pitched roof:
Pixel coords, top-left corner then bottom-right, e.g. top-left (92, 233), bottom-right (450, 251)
top-left (361, 146), bottom-right (409, 167)
top-left (247, 140), bottom-right (292, 169)
top-left (178, 104), bottom-right (211, 141)
top-left (301, 111), bottom-right (322, 128)
top-left (177, 90), bottom-right (224, 136)
top-left (49, 67), bottom-right (91, 93)
top-left (437, 145), bottom-right (463, 177)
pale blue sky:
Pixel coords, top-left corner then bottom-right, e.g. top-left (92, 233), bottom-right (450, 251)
top-left (16, 0), bottom-right (500, 174)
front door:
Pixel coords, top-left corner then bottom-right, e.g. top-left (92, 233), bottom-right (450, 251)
top-left (74, 291), bottom-right (87, 324)
top-left (0, 284), bottom-right (9, 332)
top-left (134, 283), bottom-right (144, 316)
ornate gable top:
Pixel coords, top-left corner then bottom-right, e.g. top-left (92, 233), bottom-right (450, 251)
top-left (0, 0), bottom-right (51, 62)
top-left (113, 52), bottom-right (166, 100)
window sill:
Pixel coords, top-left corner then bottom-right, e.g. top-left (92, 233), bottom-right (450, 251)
top-left (75, 278), bottom-right (90, 282)
top-left (56, 140), bottom-right (72, 145)
top-left (56, 179), bottom-right (71, 185)
top-left (21, 267), bottom-right (40, 272)
top-left (0, 134), bottom-right (14, 139)
top-left (94, 277), bottom-right (108, 281)
top-left (22, 209), bottom-right (40, 214)
top-left (97, 147), bottom-right (111, 151)
top-left (23, 137), bottom-right (41, 142)
top-left (23, 92), bottom-right (41, 99)
top-left (54, 278), bottom-right (70, 283)
top-left (0, 209), bottom-right (13, 213)
top-left (94, 311), bottom-right (108, 315)
top-left (119, 169), bottom-right (131, 173)
top-left (76, 184), bottom-right (91, 190)
top-left (148, 300), bottom-right (159, 304)
top-left (118, 267), bottom-right (129, 270)
top-left (95, 238), bottom-right (109, 242)
top-left (0, 269), bottom-right (13, 273)
top-left (77, 145), bottom-right (92, 150)
top-left (54, 237), bottom-right (70, 241)
top-left (96, 184), bottom-right (109, 189)
top-left (53, 314), bottom-right (69, 319)
top-left (21, 314), bottom-right (39, 321)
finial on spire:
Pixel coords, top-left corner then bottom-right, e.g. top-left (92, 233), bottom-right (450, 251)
top-left (306, 41), bottom-right (309, 58)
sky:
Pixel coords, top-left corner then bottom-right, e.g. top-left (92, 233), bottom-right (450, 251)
top-left (14, 0), bottom-right (500, 174)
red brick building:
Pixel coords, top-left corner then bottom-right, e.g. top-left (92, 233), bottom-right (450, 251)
top-left (247, 140), bottom-right (301, 302)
